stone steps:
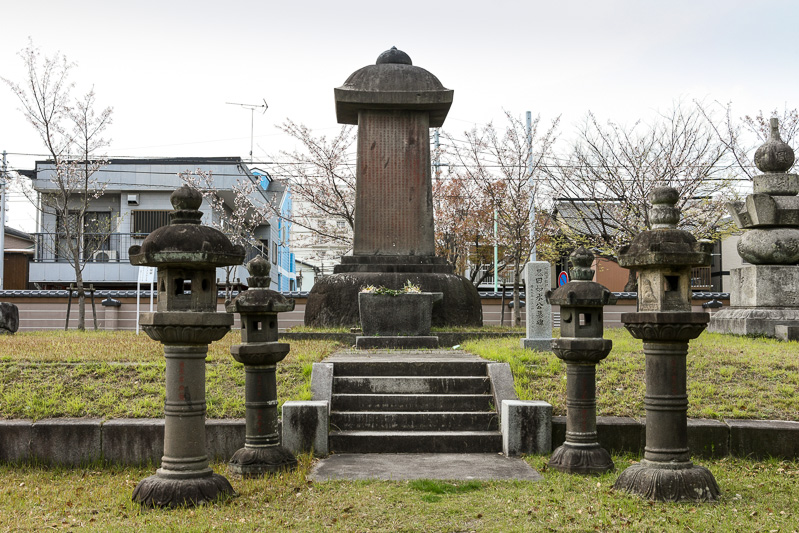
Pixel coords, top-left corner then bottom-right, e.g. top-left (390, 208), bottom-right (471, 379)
top-left (333, 376), bottom-right (490, 395)
top-left (331, 411), bottom-right (499, 432)
top-left (326, 355), bottom-right (502, 454)
top-left (328, 430), bottom-right (503, 454)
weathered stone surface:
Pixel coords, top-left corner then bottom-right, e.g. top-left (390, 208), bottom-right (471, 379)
top-left (487, 363), bottom-right (518, 413)
top-left (501, 400), bottom-right (552, 456)
top-left (355, 336), bottom-right (439, 349)
top-left (730, 265), bottom-right (799, 307)
top-left (103, 419), bottom-right (164, 465)
top-left (282, 401), bottom-right (329, 456)
top-left (753, 173), bottom-right (799, 195)
top-left (31, 418), bottom-right (102, 465)
top-left (754, 119), bottom-right (795, 173)
top-left (687, 418), bottom-right (730, 458)
top-left (522, 261), bottom-right (552, 350)
top-left (774, 324), bottom-right (799, 341)
top-left (0, 420), bottom-right (31, 462)
top-left (728, 419), bottom-right (799, 459)
top-left (305, 272), bottom-right (481, 328)
top-left (709, 307), bottom-right (799, 337)
top-left (0, 302), bottom-right (19, 333)
top-left (358, 292), bottom-right (440, 336)
top-left (613, 461), bottom-right (720, 502)
top-left (738, 228), bottom-right (799, 264)
top-left (132, 473), bottom-right (235, 508)
top-left (206, 419), bottom-right (247, 462)
top-left (310, 363), bottom-right (334, 404)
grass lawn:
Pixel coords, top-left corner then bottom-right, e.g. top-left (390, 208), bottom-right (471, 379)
top-left (0, 456), bottom-right (796, 531)
top-left (0, 328), bottom-right (797, 420)
top-left (0, 329), bottom-right (798, 530)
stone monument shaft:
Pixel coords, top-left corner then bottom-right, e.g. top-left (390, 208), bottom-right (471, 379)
top-left (354, 110), bottom-right (434, 256)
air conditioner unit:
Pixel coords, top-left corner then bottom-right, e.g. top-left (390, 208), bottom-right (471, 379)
top-left (127, 194), bottom-right (140, 206)
top-left (91, 250), bottom-right (118, 262)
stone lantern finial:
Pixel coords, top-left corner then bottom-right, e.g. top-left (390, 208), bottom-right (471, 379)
top-left (169, 185), bottom-right (203, 225)
top-left (376, 46), bottom-right (412, 65)
top-left (649, 186), bottom-right (680, 230)
top-left (246, 256), bottom-right (272, 288)
top-left (755, 118), bottom-right (795, 173)
top-left (569, 247), bottom-right (595, 281)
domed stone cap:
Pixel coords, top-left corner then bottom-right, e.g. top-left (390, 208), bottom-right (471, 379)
top-left (128, 185), bottom-right (245, 268)
top-left (618, 186), bottom-right (711, 268)
top-left (755, 118), bottom-right (795, 173)
top-left (334, 47), bottom-right (453, 127)
top-left (376, 46), bottom-right (412, 65)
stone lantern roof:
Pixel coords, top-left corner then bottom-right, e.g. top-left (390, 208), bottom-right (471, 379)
top-left (618, 187), bottom-right (711, 269)
top-left (546, 247), bottom-right (616, 307)
top-left (129, 185), bottom-right (245, 268)
top-left (334, 46), bottom-right (454, 127)
top-left (225, 256), bottom-right (295, 314)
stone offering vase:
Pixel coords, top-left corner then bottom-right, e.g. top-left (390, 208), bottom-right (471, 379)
top-left (358, 291), bottom-right (442, 337)
top-left (128, 185), bottom-right (245, 508)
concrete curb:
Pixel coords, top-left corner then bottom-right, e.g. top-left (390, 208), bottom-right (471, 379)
top-left (1, 416), bottom-right (797, 465)
top-left (552, 416), bottom-right (799, 459)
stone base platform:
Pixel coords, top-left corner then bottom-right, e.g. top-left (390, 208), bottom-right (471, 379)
top-left (355, 336), bottom-right (439, 349)
top-left (304, 270), bottom-right (482, 328)
top-left (708, 307), bottom-right (799, 337)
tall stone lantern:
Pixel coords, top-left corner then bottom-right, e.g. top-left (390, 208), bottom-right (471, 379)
top-left (129, 185), bottom-right (245, 507)
top-left (547, 247), bottom-right (616, 474)
top-left (613, 187), bottom-right (720, 502)
top-left (226, 256), bottom-right (298, 476)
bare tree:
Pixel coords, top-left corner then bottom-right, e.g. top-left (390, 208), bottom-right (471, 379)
top-left (3, 41), bottom-right (113, 330)
top-left (548, 102), bottom-right (738, 291)
top-left (180, 169), bottom-right (270, 299)
top-left (445, 111), bottom-right (560, 326)
top-left (269, 120), bottom-right (356, 265)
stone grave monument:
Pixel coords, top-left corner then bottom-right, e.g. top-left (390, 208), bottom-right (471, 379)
top-left (304, 47), bottom-right (482, 328)
top-left (613, 187), bottom-right (720, 502)
top-left (709, 118), bottom-right (799, 339)
top-left (522, 261), bottom-right (552, 351)
top-left (546, 247), bottom-right (615, 474)
top-left (226, 256), bottom-right (298, 476)
top-left (129, 185), bottom-right (244, 507)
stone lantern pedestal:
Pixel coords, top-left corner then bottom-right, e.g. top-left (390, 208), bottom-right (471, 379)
top-left (226, 256), bottom-right (298, 476)
top-left (129, 185), bottom-right (244, 507)
top-left (613, 187), bottom-right (720, 502)
top-left (547, 247), bottom-right (615, 474)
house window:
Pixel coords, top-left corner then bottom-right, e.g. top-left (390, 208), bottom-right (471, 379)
top-left (55, 211), bottom-right (112, 262)
top-left (132, 210), bottom-right (170, 235)
top-left (337, 220), bottom-right (346, 230)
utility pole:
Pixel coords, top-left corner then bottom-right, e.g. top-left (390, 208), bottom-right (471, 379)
top-left (526, 111), bottom-right (536, 261)
top-left (0, 151), bottom-right (6, 290)
top-left (226, 100), bottom-right (268, 162)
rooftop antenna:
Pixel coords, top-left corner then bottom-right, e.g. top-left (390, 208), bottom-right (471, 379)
top-left (226, 99), bottom-right (268, 162)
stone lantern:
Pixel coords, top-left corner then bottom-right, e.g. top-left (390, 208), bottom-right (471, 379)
top-left (129, 184), bottom-right (245, 507)
top-left (546, 247), bottom-right (616, 474)
top-left (613, 186), bottom-right (720, 502)
top-left (225, 256), bottom-right (298, 476)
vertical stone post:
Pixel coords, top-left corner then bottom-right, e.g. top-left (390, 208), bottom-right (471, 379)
top-left (522, 261), bottom-right (552, 351)
top-left (546, 247), bottom-right (615, 474)
top-left (128, 185), bottom-right (245, 507)
top-left (226, 256), bottom-right (298, 476)
top-left (613, 187), bottom-right (720, 502)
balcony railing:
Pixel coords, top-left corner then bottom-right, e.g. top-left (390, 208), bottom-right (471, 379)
top-left (32, 232), bottom-right (268, 264)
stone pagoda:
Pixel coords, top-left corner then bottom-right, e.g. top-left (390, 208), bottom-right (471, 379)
top-left (304, 47), bottom-right (481, 328)
top-left (709, 118), bottom-right (799, 338)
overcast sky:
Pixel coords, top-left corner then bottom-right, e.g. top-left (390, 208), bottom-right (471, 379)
top-left (2, 0), bottom-right (797, 231)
